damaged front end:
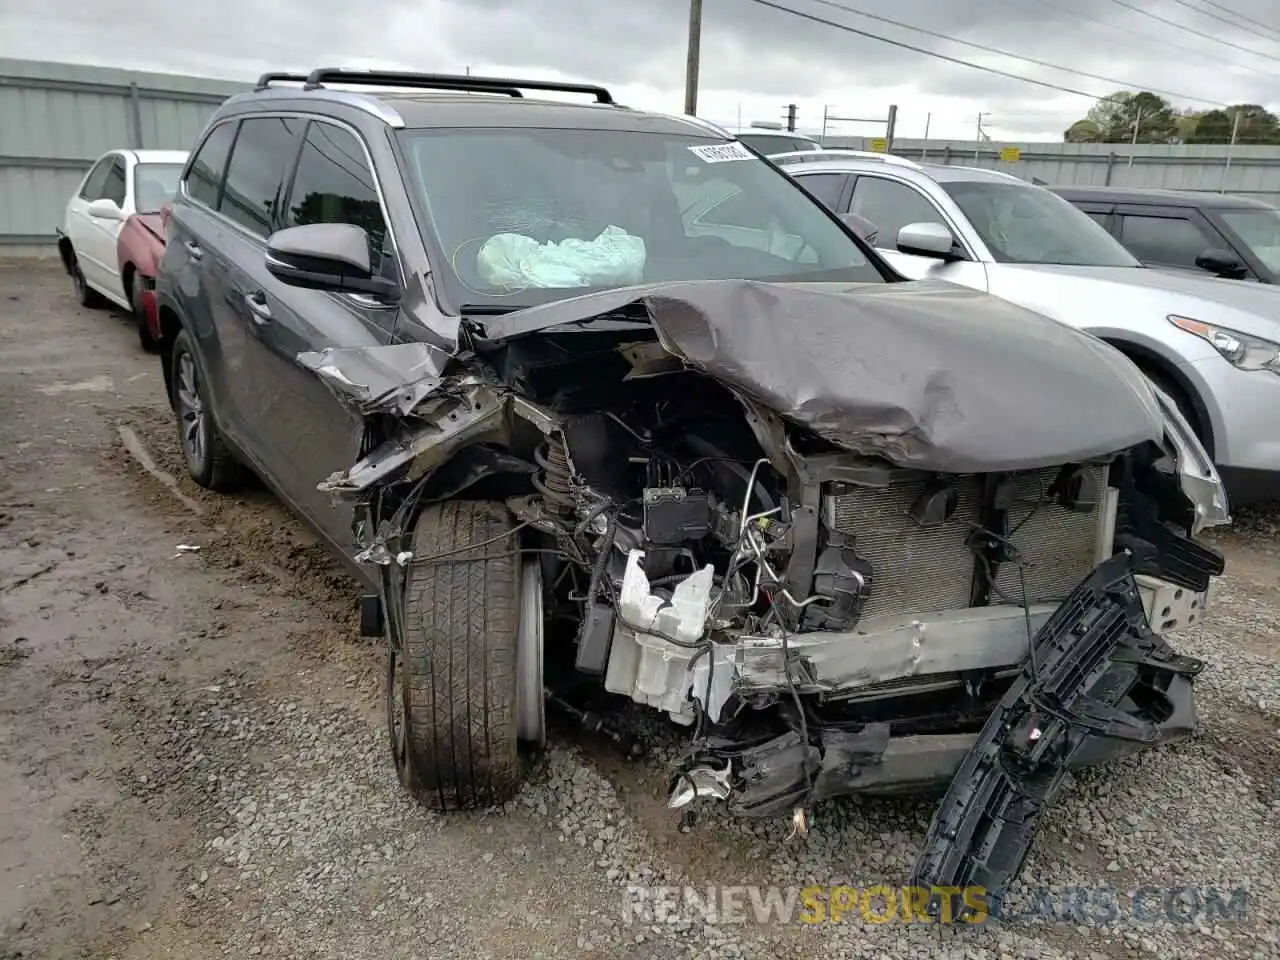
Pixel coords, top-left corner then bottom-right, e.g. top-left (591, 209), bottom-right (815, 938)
top-left (302, 278), bottom-right (1227, 910)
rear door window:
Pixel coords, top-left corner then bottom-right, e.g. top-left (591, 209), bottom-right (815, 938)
top-left (102, 158), bottom-right (127, 207)
top-left (185, 122), bottom-right (238, 210)
top-left (218, 117), bottom-right (303, 237)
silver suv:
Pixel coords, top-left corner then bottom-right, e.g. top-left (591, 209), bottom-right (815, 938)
top-left (781, 150), bottom-right (1280, 507)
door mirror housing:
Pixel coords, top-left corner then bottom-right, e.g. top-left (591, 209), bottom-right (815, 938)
top-left (87, 198), bottom-right (124, 221)
top-left (1194, 248), bottom-right (1248, 280)
top-left (896, 222), bottom-right (959, 260)
top-left (839, 212), bottom-right (879, 245)
top-left (265, 223), bottom-right (399, 300)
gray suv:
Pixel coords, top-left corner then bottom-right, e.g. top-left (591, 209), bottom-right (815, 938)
top-left (156, 69), bottom-right (1227, 912)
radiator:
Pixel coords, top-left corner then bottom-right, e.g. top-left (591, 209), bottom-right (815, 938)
top-left (825, 467), bottom-right (1106, 620)
top-left (827, 476), bottom-right (983, 620)
top-left (993, 465), bottom-right (1108, 605)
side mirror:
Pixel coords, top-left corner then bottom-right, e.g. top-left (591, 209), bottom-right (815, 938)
top-left (896, 222), bottom-right (958, 260)
top-left (1194, 248), bottom-right (1247, 280)
top-left (87, 198), bottom-right (123, 221)
top-left (839, 212), bottom-right (879, 245)
top-left (265, 223), bottom-right (399, 300)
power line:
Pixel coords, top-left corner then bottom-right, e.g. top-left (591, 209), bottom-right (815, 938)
top-left (795, 0), bottom-right (1230, 107)
top-left (741, 0), bottom-right (1207, 108)
top-left (1163, 0), bottom-right (1280, 44)
top-left (1010, 0), bottom-right (1280, 81)
top-left (1101, 0), bottom-right (1280, 64)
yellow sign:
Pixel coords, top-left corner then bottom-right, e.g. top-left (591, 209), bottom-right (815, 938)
top-left (867, 137), bottom-right (888, 153)
top-left (999, 146), bottom-right (1022, 163)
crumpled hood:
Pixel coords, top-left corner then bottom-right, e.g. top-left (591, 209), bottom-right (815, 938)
top-left (480, 278), bottom-right (1165, 473)
top-left (987, 263), bottom-right (1280, 343)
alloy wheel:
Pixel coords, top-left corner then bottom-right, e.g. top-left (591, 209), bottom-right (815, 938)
top-left (175, 351), bottom-right (206, 471)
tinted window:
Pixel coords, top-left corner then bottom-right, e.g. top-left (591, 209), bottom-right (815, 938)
top-left (1084, 211), bottom-right (1110, 229)
top-left (850, 177), bottom-right (944, 251)
top-left (186, 122), bottom-right (237, 209)
top-left (942, 180), bottom-right (1139, 266)
top-left (220, 117), bottom-right (301, 237)
top-left (398, 128), bottom-right (880, 310)
top-left (793, 172), bottom-right (846, 210)
top-left (285, 122), bottom-right (388, 263)
top-left (102, 159), bottom-right (127, 206)
top-left (79, 156), bottom-right (115, 200)
top-left (1119, 214), bottom-right (1216, 268)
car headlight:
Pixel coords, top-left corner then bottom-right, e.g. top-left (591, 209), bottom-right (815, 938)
top-left (1168, 315), bottom-right (1280, 373)
top-left (1145, 378), bottom-right (1231, 533)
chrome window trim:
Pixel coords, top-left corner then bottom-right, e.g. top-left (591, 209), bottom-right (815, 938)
top-left (222, 88), bottom-right (405, 128)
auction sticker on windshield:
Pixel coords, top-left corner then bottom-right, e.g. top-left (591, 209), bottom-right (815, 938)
top-left (689, 142), bottom-right (755, 163)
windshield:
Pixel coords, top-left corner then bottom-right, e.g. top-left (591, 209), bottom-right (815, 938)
top-left (941, 180), bottom-right (1141, 267)
top-left (133, 163), bottom-right (183, 214)
top-left (736, 133), bottom-right (820, 155)
top-left (1220, 208), bottom-right (1280, 273)
top-left (396, 127), bottom-right (880, 310)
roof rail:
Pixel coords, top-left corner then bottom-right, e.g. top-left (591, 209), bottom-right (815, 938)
top-left (254, 72), bottom-right (310, 91)
top-left (298, 68), bottom-right (615, 104)
top-left (770, 148), bottom-right (921, 170)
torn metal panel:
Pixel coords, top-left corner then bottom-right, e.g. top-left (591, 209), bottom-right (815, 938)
top-left (477, 278), bottom-right (1167, 473)
top-left (297, 341), bottom-right (451, 416)
top-left (316, 379), bottom-right (559, 498)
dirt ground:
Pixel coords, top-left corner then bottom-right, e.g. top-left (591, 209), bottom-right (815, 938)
top-left (3, 262), bottom-right (1280, 960)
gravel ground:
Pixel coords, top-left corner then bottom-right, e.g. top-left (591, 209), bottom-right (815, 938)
top-left (3, 262), bottom-right (1280, 959)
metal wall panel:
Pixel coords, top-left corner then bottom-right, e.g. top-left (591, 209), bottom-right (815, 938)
top-left (0, 58), bottom-right (245, 254)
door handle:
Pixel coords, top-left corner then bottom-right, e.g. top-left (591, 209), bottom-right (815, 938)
top-left (243, 291), bottom-right (272, 324)
top-left (184, 240), bottom-right (203, 260)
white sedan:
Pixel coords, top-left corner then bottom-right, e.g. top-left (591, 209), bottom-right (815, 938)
top-left (58, 149), bottom-right (188, 309)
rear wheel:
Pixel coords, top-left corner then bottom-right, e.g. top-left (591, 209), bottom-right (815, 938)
top-left (395, 500), bottom-right (530, 810)
top-left (170, 327), bottom-right (244, 492)
top-left (70, 254), bottom-right (103, 308)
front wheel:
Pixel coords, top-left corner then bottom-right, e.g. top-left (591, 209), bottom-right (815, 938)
top-left (395, 500), bottom-right (528, 810)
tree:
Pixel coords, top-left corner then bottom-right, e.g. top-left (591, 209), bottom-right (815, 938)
top-left (1185, 104), bottom-right (1280, 144)
top-left (1064, 90), bottom-right (1179, 144)
top-left (1064, 119), bottom-right (1103, 143)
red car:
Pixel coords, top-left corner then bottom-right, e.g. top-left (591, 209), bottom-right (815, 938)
top-left (116, 202), bottom-right (172, 351)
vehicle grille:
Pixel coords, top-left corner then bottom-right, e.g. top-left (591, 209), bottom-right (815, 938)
top-left (993, 465), bottom-right (1108, 605)
top-left (828, 476), bottom-right (982, 620)
top-left (826, 466), bottom-right (1106, 620)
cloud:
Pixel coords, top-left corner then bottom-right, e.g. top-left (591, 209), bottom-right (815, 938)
top-left (2, 0), bottom-right (1278, 140)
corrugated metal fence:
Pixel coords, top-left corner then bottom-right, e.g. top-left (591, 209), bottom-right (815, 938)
top-left (0, 58), bottom-right (245, 255)
top-left (827, 136), bottom-right (1280, 204)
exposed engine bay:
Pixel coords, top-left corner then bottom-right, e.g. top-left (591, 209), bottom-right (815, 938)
top-left (301, 278), bottom-right (1230, 914)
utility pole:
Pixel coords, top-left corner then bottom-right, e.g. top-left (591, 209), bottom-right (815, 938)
top-left (684, 0), bottom-right (702, 116)
top-left (785, 103), bottom-right (798, 132)
top-left (1127, 108), bottom-right (1143, 169)
top-left (1220, 107), bottom-right (1242, 193)
top-left (975, 112), bottom-right (990, 162)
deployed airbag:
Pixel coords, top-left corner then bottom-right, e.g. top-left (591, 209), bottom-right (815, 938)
top-left (477, 225), bottom-right (646, 290)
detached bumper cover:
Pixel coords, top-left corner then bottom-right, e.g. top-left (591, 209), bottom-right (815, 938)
top-left (910, 552), bottom-right (1204, 917)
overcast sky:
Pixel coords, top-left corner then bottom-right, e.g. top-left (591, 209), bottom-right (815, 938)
top-left (2, 0), bottom-right (1279, 141)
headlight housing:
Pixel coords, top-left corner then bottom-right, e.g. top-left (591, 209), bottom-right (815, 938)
top-left (1144, 378), bottom-right (1231, 533)
top-left (1168, 315), bottom-right (1280, 373)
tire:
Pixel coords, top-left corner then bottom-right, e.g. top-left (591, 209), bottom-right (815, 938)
top-left (129, 270), bottom-right (159, 352)
top-left (70, 254), bottom-right (103, 308)
top-left (397, 500), bottom-right (522, 810)
top-left (170, 327), bottom-right (244, 492)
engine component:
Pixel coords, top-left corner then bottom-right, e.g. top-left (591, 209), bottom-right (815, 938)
top-left (533, 434), bottom-right (575, 517)
top-left (642, 485), bottom-right (712, 545)
top-left (603, 551), bottom-right (719, 723)
top-left (801, 531), bottom-right (874, 631)
top-left (574, 601), bottom-right (616, 675)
